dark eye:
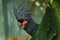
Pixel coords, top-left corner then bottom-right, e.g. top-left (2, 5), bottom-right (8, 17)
top-left (17, 19), bottom-right (24, 23)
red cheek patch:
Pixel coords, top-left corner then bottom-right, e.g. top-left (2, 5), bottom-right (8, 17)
top-left (22, 20), bottom-right (28, 28)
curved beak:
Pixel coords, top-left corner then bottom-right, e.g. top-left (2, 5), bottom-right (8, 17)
top-left (22, 20), bottom-right (28, 28)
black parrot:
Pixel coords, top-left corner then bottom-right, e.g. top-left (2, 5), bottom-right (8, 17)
top-left (13, 0), bottom-right (39, 36)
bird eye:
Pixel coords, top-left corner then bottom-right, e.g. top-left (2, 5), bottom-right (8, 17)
top-left (17, 19), bottom-right (24, 23)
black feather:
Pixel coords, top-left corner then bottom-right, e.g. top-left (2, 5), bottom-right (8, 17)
top-left (13, 0), bottom-right (39, 36)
